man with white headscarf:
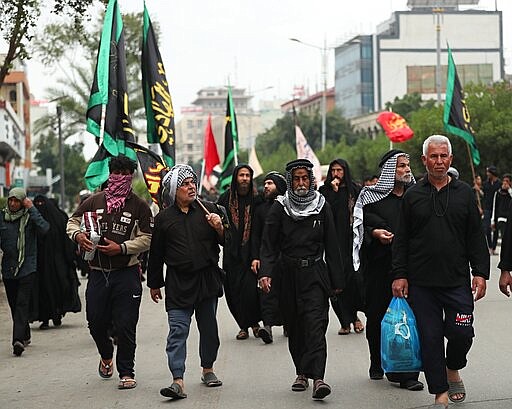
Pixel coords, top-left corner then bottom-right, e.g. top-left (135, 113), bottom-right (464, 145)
top-left (352, 149), bottom-right (423, 391)
top-left (259, 159), bottom-right (344, 401)
top-left (148, 164), bottom-right (227, 400)
top-left (1, 187), bottom-right (49, 356)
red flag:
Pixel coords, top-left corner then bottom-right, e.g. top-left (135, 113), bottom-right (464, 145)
top-left (204, 114), bottom-right (220, 176)
top-left (377, 111), bottom-right (414, 143)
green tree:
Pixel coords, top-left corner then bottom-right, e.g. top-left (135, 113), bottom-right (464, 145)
top-left (0, 0), bottom-right (101, 87)
top-left (32, 11), bottom-right (150, 142)
top-left (34, 131), bottom-right (88, 210)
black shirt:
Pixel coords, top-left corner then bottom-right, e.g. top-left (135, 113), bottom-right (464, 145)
top-left (483, 178), bottom-right (501, 211)
top-left (147, 201), bottom-right (224, 309)
top-left (392, 177), bottom-right (489, 287)
top-left (498, 202), bottom-right (512, 271)
top-left (251, 199), bottom-right (273, 261)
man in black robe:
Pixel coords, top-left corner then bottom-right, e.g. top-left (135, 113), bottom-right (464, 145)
top-left (259, 159), bottom-right (344, 400)
top-left (352, 149), bottom-right (423, 390)
top-left (250, 171), bottom-right (287, 343)
top-left (319, 158), bottom-right (363, 334)
top-left (217, 164), bottom-right (262, 340)
top-left (32, 195), bottom-right (82, 329)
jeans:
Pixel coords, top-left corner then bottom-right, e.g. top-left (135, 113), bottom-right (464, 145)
top-left (166, 297), bottom-right (220, 379)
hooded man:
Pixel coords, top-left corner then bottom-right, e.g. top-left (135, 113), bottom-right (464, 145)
top-left (251, 171), bottom-right (287, 343)
top-left (352, 149), bottom-right (423, 391)
top-left (0, 188), bottom-right (49, 356)
top-left (319, 158), bottom-right (363, 335)
top-left (259, 159), bottom-right (344, 401)
top-left (67, 155), bottom-right (153, 390)
top-left (217, 164), bottom-right (263, 340)
top-left (148, 164), bottom-right (227, 400)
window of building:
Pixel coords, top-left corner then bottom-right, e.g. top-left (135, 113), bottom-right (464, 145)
top-left (407, 63), bottom-right (492, 94)
top-left (187, 120), bottom-right (193, 128)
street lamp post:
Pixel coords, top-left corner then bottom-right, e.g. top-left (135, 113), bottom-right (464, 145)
top-left (56, 105), bottom-right (65, 208)
top-left (290, 37), bottom-right (328, 150)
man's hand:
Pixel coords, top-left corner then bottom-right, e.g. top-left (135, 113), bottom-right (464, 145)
top-left (96, 237), bottom-right (122, 256)
top-left (499, 271), bottom-right (512, 297)
top-left (76, 232), bottom-right (93, 252)
top-left (259, 276), bottom-right (272, 293)
top-left (372, 229), bottom-right (394, 245)
top-left (150, 288), bottom-right (163, 303)
top-left (22, 197), bottom-right (33, 209)
top-left (206, 213), bottom-right (224, 237)
top-left (331, 178), bottom-right (340, 192)
top-left (472, 276), bottom-right (487, 301)
top-left (392, 278), bottom-right (409, 298)
top-left (251, 259), bottom-right (260, 274)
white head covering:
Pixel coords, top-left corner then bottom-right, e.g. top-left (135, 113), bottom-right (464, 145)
top-left (161, 164), bottom-right (198, 204)
top-left (352, 152), bottom-right (415, 270)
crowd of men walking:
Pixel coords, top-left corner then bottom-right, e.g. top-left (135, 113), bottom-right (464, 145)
top-left (2, 135), bottom-right (512, 408)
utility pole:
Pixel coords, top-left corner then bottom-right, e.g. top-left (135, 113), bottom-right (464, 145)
top-left (57, 105), bottom-right (65, 208)
top-left (433, 7), bottom-right (444, 105)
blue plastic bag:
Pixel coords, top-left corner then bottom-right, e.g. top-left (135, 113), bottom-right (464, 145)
top-left (381, 297), bottom-right (422, 373)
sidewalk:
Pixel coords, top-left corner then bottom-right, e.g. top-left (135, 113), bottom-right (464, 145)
top-left (1, 254), bottom-right (511, 408)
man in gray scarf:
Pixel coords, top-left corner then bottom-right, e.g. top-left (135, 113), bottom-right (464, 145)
top-left (0, 188), bottom-right (49, 356)
top-left (259, 159), bottom-right (344, 401)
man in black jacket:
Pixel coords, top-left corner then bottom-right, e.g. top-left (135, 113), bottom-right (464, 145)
top-left (148, 164), bottom-right (226, 400)
top-left (392, 135), bottom-right (489, 408)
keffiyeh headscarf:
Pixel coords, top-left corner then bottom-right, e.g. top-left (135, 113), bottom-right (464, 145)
top-left (352, 150), bottom-right (415, 270)
top-left (162, 164), bottom-right (198, 205)
top-left (277, 159), bottom-right (325, 221)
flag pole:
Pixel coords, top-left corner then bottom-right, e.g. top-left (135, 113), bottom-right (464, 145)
top-left (199, 159), bottom-right (206, 194)
top-left (464, 140), bottom-right (482, 210)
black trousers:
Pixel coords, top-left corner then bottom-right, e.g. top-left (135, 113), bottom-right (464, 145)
top-left (330, 269), bottom-right (360, 328)
top-left (86, 266), bottom-right (142, 379)
top-left (408, 285), bottom-right (474, 395)
top-left (280, 260), bottom-right (329, 380)
top-left (365, 268), bottom-right (419, 382)
top-left (3, 273), bottom-right (35, 345)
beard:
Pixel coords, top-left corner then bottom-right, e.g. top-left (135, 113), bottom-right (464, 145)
top-left (237, 183), bottom-right (250, 196)
top-left (395, 174), bottom-right (412, 184)
top-left (294, 187), bottom-right (308, 197)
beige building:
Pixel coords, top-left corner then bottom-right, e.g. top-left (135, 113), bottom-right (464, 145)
top-left (175, 86), bottom-right (282, 165)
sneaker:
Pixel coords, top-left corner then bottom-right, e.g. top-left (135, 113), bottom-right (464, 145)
top-left (258, 326), bottom-right (273, 344)
top-left (13, 341), bottom-right (24, 356)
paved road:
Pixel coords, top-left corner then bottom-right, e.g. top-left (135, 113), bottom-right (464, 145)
top-left (1, 254), bottom-right (511, 409)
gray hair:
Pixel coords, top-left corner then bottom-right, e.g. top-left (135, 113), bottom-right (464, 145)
top-left (422, 135), bottom-right (452, 156)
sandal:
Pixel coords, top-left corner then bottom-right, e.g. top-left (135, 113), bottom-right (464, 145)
top-left (354, 319), bottom-right (364, 334)
top-left (160, 382), bottom-right (187, 399)
top-left (98, 359), bottom-right (113, 379)
top-left (291, 375), bottom-right (309, 392)
top-left (118, 377), bottom-right (137, 389)
top-left (252, 326), bottom-right (261, 338)
top-left (338, 327), bottom-right (350, 335)
top-left (201, 371), bottom-right (222, 387)
top-left (236, 329), bottom-right (249, 340)
top-left (312, 379), bottom-right (331, 400)
top-left (448, 379), bottom-right (466, 403)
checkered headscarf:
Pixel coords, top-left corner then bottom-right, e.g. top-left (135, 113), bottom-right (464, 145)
top-left (352, 152), bottom-right (414, 270)
top-left (162, 164), bottom-right (198, 204)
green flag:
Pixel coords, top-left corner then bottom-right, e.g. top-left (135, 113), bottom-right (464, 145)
top-left (443, 47), bottom-right (480, 165)
top-left (141, 2), bottom-right (175, 167)
top-left (85, 0), bottom-right (136, 190)
top-left (218, 86), bottom-right (238, 193)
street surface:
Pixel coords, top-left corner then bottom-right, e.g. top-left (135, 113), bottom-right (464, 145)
top-left (1, 253), bottom-right (511, 409)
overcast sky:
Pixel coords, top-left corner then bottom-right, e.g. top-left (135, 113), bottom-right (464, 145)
top-left (24, 0), bottom-right (510, 118)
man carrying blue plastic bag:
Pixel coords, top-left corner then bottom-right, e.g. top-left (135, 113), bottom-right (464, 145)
top-left (392, 135), bottom-right (489, 408)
